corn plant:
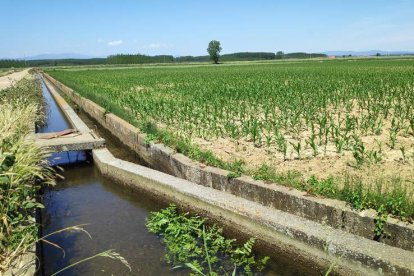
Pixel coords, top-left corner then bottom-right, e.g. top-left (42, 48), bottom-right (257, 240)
top-left (400, 145), bottom-right (406, 163)
top-left (290, 140), bottom-right (302, 160)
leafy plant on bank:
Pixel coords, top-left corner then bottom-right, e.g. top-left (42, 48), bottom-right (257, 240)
top-left (146, 204), bottom-right (269, 275)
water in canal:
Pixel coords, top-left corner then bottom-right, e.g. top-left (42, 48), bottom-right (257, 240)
top-left (38, 77), bottom-right (311, 275)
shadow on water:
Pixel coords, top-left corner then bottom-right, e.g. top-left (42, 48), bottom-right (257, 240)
top-left (38, 75), bottom-right (313, 275)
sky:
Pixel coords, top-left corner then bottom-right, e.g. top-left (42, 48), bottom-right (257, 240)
top-left (1, 0), bottom-right (413, 58)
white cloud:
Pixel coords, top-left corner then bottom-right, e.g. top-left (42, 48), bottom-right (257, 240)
top-left (108, 40), bottom-right (123, 46)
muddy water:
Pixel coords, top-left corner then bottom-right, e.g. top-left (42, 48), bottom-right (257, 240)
top-left (38, 76), bottom-right (310, 275)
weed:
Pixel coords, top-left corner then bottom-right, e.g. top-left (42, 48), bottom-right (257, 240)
top-left (306, 176), bottom-right (337, 198)
top-left (252, 164), bottom-right (273, 181)
top-left (144, 133), bottom-right (157, 146)
top-left (225, 160), bottom-right (246, 179)
top-left (373, 206), bottom-right (390, 241)
top-left (146, 204), bottom-right (269, 275)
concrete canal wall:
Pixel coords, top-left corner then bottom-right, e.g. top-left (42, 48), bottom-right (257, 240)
top-left (42, 73), bottom-right (414, 275)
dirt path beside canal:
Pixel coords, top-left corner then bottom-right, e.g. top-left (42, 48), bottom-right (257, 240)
top-left (0, 68), bottom-right (30, 90)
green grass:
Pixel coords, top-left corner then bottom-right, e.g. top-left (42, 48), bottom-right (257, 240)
top-left (251, 164), bottom-right (414, 222)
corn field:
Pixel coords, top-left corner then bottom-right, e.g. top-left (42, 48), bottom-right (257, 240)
top-left (49, 60), bottom-right (414, 163)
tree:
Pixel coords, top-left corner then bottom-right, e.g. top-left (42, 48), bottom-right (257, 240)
top-left (276, 51), bottom-right (284, 59)
top-left (207, 40), bottom-right (222, 64)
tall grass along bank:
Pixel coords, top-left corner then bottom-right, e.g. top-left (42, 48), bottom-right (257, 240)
top-left (0, 76), bottom-right (55, 273)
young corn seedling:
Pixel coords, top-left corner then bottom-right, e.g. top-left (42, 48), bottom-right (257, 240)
top-left (290, 140), bottom-right (302, 160)
top-left (400, 145), bottom-right (406, 163)
top-left (334, 137), bottom-right (344, 153)
top-left (308, 134), bottom-right (318, 157)
top-left (265, 134), bottom-right (272, 153)
top-left (352, 139), bottom-right (366, 167)
top-left (275, 133), bottom-right (288, 160)
top-left (389, 130), bottom-right (397, 149)
top-left (367, 149), bottom-right (382, 164)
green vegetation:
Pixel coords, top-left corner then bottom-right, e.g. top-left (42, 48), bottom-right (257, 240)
top-left (0, 51), bottom-right (329, 69)
top-left (47, 60), bottom-right (414, 152)
top-left (207, 40), bottom-right (222, 64)
top-left (47, 59), bottom-right (414, 222)
top-left (0, 77), bottom-right (55, 272)
top-left (0, 58), bottom-right (107, 68)
top-left (252, 165), bottom-right (413, 222)
top-left (0, 59), bottom-right (27, 68)
top-left (146, 204), bottom-right (269, 275)
top-left (29, 58), bottom-right (107, 67)
top-left (102, 51), bottom-right (327, 65)
top-left (107, 54), bottom-right (174, 64)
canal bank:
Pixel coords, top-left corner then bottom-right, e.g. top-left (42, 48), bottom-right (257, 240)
top-left (39, 73), bottom-right (414, 275)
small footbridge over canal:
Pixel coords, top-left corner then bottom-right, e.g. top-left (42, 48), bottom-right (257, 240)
top-left (35, 128), bottom-right (105, 152)
top-left (35, 78), bottom-right (105, 153)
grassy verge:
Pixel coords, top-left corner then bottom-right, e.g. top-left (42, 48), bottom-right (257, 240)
top-left (251, 164), bottom-right (413, 222)
top-left (0, 77), bottom-right (55, 272)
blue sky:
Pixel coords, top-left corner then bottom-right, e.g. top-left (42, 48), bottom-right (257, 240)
top-left (1, 0), bottom-right (413, 58)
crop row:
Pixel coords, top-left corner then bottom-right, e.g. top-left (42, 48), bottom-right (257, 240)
top-left (48, 60), bottom-right (414, 166)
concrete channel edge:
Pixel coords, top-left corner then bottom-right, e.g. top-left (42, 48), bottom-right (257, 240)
top-left (41, 73), bottom-right (414, 274)
top-left (93, 147), bottom-right (414, 275)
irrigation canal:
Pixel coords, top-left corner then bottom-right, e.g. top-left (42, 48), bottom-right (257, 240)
top-left (36, 75), bottom-right (310, 275)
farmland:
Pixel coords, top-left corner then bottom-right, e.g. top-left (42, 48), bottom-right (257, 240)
top-left (47, 59), bottom-right (414, 219)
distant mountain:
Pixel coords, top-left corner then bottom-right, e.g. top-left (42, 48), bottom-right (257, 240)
top-left (323, 50), bottom-right (414, 57)
top-left (21, 53), bottom-right (100, 60)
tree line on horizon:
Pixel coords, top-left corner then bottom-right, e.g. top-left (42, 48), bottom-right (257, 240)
top-left (104, 51), bottom-right (329, 64)
top-left (0, 51), bottom-right (329, 68)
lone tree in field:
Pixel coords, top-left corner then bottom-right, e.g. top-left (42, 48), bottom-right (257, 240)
top-left (207, 40), bottom-right (222, 64)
